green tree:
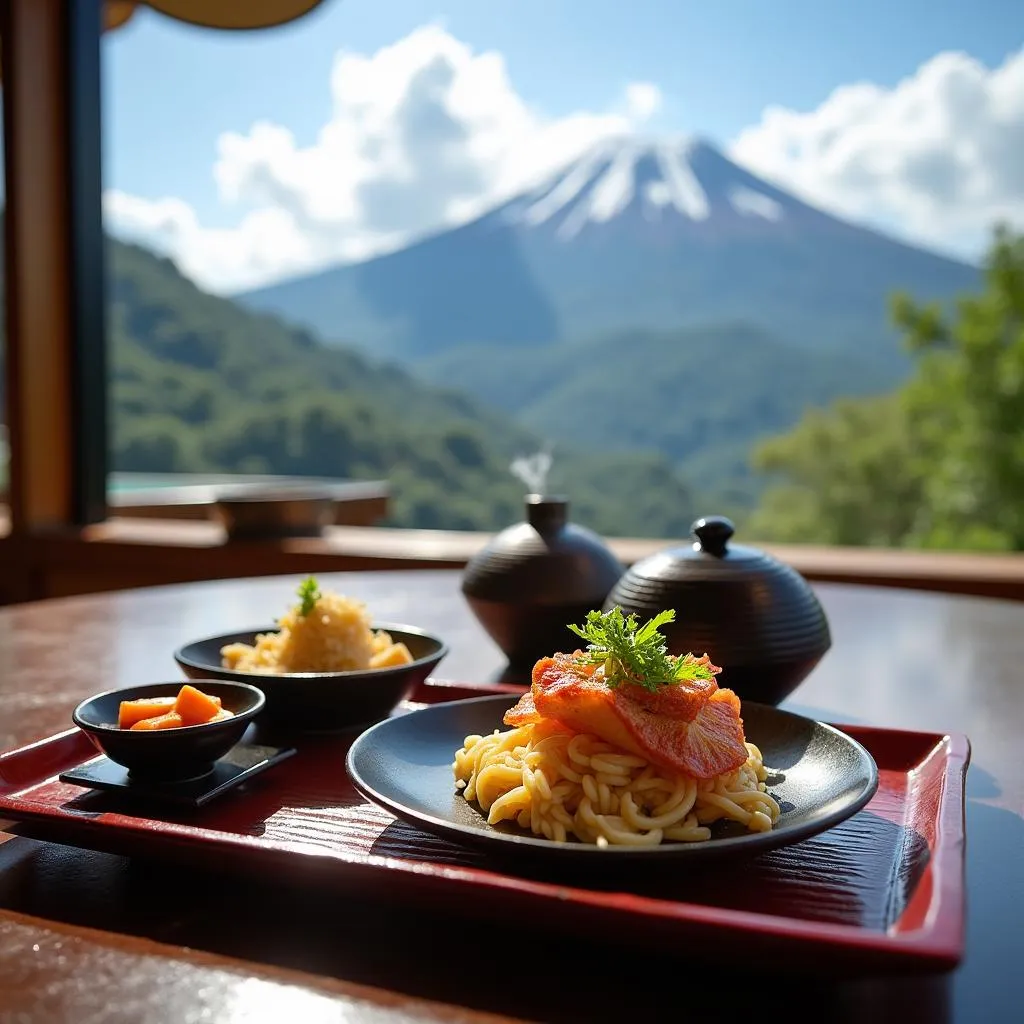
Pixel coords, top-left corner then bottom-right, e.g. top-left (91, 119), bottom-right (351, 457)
top-left (749, 226), bottom-right (1024, 551)
top-left (749, 394), bottom-right (927, 546)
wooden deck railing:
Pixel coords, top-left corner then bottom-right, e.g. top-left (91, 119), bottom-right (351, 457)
top-left (2, 513), bottom-right (1023, 604)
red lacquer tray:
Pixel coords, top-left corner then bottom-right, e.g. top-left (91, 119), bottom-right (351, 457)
top-left (0, 681), bottom-right (969, 974)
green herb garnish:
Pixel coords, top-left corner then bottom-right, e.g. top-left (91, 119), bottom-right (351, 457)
top-left (567, 607), bottom-right (716, 692)
top-left (297, 576), bottom-right (321, 617)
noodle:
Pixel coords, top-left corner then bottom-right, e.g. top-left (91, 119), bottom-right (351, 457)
top-left (453, 721), bottom-right (779, 846)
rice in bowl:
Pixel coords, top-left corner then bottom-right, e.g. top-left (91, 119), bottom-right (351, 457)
top-left (221, 578), bottom-right (413, 674)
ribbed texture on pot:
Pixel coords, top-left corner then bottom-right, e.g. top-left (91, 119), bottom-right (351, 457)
top-left (461, 496), bottom-right (623, 665)
top-left (604, 517), bottom-right (832, 704)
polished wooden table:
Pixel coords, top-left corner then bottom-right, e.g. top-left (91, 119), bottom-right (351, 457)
top-left (0, 572), bottom-right (1020, 1023)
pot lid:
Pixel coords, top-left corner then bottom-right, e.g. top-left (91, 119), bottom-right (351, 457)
top-left (615, 515), bottom-right (814, 590)
top-left (607, 515), bottom-right (831, 669)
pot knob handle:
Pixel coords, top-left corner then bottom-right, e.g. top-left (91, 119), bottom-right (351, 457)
top-left (691, 516), bottom-right (734, 557)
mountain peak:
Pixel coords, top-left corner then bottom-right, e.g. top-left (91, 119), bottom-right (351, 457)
top-left (506, 133), bottom-right (786, 239)
top-left (238, 128), bottom-right (978, 372)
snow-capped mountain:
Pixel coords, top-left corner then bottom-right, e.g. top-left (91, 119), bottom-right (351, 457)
top-left (239, 136), bottom-right (978, 364)
top-left (506, 136), bottom-right (792, 237)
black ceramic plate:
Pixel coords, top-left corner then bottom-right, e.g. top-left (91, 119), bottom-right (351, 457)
top-left (346, 695), bottom-right (879, 861)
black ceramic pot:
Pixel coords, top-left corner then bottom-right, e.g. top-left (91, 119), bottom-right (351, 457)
top-left (604, 516), bottom-right (831, 705)
top-left (462, 495), bottom-right (624, 668)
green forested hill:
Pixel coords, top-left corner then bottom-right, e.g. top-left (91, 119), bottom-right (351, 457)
top-left (103, 241), bottom-right (700, 537)
top-left (418, 324), bottom-right (896, 506)
top-left (0, 237), bottom-right (895, 532)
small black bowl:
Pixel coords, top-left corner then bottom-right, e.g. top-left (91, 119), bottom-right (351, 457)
top-left (173, 623), bottom-right (448, 732)
top-left (72, 681), bottom-right (265, 783)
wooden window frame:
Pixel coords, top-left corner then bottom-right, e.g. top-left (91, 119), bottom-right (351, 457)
top-left (2, 0), bottom-right (108, 533)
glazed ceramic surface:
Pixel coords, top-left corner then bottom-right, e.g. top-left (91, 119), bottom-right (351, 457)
top-left (606, 516), bottom-right (831, 704)
top-left (175, 623), bottom-right (447, 731)
top-left (348, 695), bottom-right (878, 861)
top-left (462, 495), bottom-right (623, 666)
top-left (72, 680), bottom-right (265, 781)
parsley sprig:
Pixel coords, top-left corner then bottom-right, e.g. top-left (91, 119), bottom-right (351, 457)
top-left (567, 607), bottom-right (716, 692)
top-left (296, 576), bottom-right (321, 617)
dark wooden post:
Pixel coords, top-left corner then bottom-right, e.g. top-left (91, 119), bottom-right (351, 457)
top-left (2, 0), bottom-right (108, 535)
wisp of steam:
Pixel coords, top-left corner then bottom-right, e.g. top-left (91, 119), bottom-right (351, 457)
top-left (510, 448), bottom-right (553, 496)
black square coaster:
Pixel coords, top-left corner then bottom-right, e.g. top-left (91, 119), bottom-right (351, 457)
top-left (59, 743), bottom-right (297, 808)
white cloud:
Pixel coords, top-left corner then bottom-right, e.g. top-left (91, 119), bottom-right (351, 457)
top-left (107, 34), bottom-right (1024, 293)
top-left (106, 24), bottom-right (654, 293)
top-left (104, 190), bottom-right (316, 285)
top-left (729, 47), bottom-right (1024, 260)
top-left (624, 82), bottom-right (662, 122)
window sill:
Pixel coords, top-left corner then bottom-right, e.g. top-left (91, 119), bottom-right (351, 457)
top-left (2, 515), bottom-right (1023, 603)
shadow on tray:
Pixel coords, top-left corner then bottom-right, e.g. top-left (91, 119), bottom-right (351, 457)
top-left (368, 807), bottom-right (928, 932)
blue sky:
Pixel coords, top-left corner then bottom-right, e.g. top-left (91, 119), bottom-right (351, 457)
top-left (101, 0), bottom-right (1024, 291)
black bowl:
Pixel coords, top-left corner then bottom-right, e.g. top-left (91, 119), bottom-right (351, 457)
top-left (72, 681), bottom-right (265, 782)
top-left (173, 623), bottom-right (448, 732)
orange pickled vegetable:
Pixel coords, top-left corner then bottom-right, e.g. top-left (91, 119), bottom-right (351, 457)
top-left (117, 685), bottom-right (229, 730)
top-left (118, 696), bottom-right (177, 729)
top-left (174, 684), bottom-right (224, 725)
top-left (130, 710), bottom-right (184, 731)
